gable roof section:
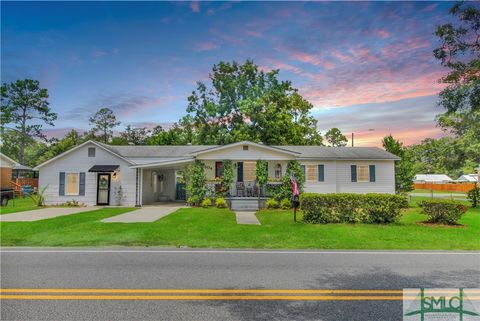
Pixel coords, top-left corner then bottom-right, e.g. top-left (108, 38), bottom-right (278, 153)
top-left (188, 141), bottom-right (301, 157)
top-left (34, 140), bottom-right (134, 170)
top-left (0, 152), bottom-right (18, 167)
top-left (97, 143), bottom-right (214, 158)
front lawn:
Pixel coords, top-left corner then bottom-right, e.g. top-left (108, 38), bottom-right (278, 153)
top-left (0, 197), bottom-right (38, 215)
top-left (1, 203), bottom-right (478, 249)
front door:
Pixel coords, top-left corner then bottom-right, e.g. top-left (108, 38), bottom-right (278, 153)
top-left (97, 173), bottom-right (111, 205)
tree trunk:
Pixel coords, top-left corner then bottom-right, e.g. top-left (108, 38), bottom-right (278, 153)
top-left (19, 106), bottom-right (27, 164)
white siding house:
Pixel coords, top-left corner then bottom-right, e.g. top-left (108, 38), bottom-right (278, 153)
top-left (35, 140), bottom-right (399, 207)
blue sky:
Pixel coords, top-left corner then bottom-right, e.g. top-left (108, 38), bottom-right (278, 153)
top-left (1, 1), bottom-right (458, 145)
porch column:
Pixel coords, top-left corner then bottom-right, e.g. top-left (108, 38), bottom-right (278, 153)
top-left (135, 168), bottom-right (143, 207)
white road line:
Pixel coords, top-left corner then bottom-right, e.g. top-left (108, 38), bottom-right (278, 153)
top-left (1, 249), bottom-right (479, 255)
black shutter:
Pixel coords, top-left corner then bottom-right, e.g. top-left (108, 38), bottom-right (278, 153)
top-left (351, 165), bottom-right (357, 182)
top-left (318, 164), bottom-right (325, 182)
top-left (237, 162), bottom-right (244, 182)
top-left (79, 172), bottom-right (86, 195)
top-left (369, 165), bottom-right (376, 182)
top-left (59, 172), bottom-right (65, 195)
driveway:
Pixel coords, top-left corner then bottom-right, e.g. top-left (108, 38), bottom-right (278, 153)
top-left (101, 204), bottom-right (184, 223)
top-left (0, 207), bottom-right (95, 222)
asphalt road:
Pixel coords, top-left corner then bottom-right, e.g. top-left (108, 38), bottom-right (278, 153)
top-left (1, 248), bottom-right (479, 321)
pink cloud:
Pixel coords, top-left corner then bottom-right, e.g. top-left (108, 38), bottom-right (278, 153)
top-left (190, 1), bottom-right (200, 13)
top-left (350, 127), bottom-right (446, 147)
top-left (381, 37), bottom-right (431, 60)
top-left (301, 69), bottom-right (446, 108)
top-left (331, 49), bottom-right (353, 63)
top-left (195, 41), bottom-right (218, 51)
top-left (291, 52), bottom-right (322, 66)
top-left (246, 30), bottom-right (262, 38)
top-left (373, 29), bottom-right (391, 38)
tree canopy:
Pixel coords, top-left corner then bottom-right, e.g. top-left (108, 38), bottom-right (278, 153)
top-left (324, 128), bottom-right (348, 147)
top-left (382, 135), bottom-right (415, 193)
top-left (89, 107), bottom-right (120, 144)
top-left (183, 60), bottom-right (322, 145)
top-left (0, 79), bottom-right (57, 164)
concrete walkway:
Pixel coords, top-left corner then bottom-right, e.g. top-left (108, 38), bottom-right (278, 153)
top-left (234, 211), bottom-right (261, 225)
top-left (102, 205), bottom-right (184, 223)
top-left (0, 207), bottom-right (95, 222)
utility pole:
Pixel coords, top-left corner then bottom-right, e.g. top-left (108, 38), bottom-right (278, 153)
top-left (351, 133), bottom-right (354, 147)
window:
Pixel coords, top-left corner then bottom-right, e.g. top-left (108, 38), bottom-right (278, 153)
top-left (65, 173), bottom-right (79, 195)
top-left (88, 147), bottom-right (96, 157)
top-left (275, 163), bottom-right (282, 179)
top-left (306, 165), bottom-right (317, 182)
top-left (215, 162), bottom-right (224, 178)
top-left (357, 165), bottom-right (369, 182)
top-left (301, 165), bottom-right (306, 179)
top-left (243, 145), bottom-right (249, 151)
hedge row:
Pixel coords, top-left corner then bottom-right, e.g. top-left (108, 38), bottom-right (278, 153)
top-left (419, 199), bottom-right (468, 225)
top-left (301, 193), bottom-right (409, 224)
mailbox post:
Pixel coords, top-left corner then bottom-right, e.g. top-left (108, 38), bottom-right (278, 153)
top-left (292, 194), bottom-right (300, 223)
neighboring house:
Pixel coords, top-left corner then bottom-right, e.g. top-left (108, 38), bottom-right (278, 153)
top-left (34, 140), bottom-right (399, 206)
top-left (0, 152), bottom-right (17, 189)
top-left (414, 174), bottom-right (453, 184)
top-left (457, 174), bottom-right (478, 183)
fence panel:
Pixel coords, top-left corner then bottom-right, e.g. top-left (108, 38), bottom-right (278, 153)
top-left (414, 183), bottom-right (475, 192)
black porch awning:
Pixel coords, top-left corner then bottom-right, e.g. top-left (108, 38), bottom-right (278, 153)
top-left (88, 165), bottom-right (119, 172)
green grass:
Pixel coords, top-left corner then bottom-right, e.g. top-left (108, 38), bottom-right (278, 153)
top-left (0, 197), bottom-right (38, 215)
top-left (412, 189), bottom-right (467, 196)
top-left (1, 202), bottom-right (479, 250)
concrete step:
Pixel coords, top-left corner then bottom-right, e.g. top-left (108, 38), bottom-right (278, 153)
top-left (230, 199), bottom-right (260, 211)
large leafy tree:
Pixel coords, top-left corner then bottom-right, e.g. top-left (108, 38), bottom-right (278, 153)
top-left (324, 128), bottom-right (348, 147)
top-left (184, 60), bottom-right (322, 145)
top-left (434, 2), bottom-right (480, 136)
top-left (382, 135), bottom-right (415, 194)
top-left (408, 137), bottom-right (471, 178)
top-left (0, 79), bottom-right (57, 164)
top-left (88, 107), bottom-right (120, 143)
top-left (428, 2), bottom-right (480, 177)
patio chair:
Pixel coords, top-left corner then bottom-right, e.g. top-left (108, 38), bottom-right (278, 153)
top-left (253, 185), bottom-right (259, 197)
top-left (236, 182), bottom-right (245, 197)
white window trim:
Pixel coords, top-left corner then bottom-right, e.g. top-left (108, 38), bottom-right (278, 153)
top-left (65, 172), bottom-right (80, 196)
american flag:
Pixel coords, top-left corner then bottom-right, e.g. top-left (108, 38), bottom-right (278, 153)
top-left (290, 173), bottom-right (299, 196)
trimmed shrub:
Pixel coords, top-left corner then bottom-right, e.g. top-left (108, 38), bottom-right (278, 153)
top-left (280, 198), bottom-right (292, 209)
top-left (467, 186), bottom-right (479, 208)
top-left (419, 199), bottom-right (468, 225)
top-left (200, 198), bottom-right (212, 208)
top-left (301, 193), bottom-right (409, 224)
top-left (187, 195), bottom-right (200, 207)
top-left (215, 197), bottom-right (228, 208)
top-left (266, 198), bottom-right (279, 209)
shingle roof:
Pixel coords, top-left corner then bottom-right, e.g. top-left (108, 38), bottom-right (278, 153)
top-left (96, 142), bottom-right (216, 158)
top-left (97, 142), bottom-right (399, 160)
top-left (275, 146), bottom-right (400, 160)
top-left (414, 174), bottom-right (453, 182)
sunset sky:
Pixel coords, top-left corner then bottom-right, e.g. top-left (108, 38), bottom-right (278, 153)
top-left (1, 1), bottom-right (456, 146)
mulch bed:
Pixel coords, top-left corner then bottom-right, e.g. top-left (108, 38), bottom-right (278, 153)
top-left (416, 221), bottom-right (466, 228)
